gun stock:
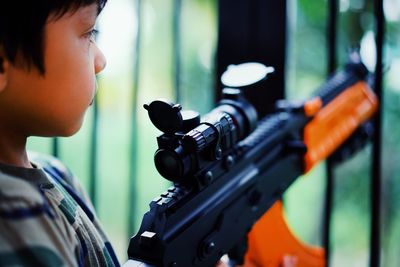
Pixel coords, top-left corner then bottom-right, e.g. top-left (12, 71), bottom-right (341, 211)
top-left (123, 55), bottom-right (378, 267)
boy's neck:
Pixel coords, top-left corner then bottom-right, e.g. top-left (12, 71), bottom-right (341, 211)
top-left (0, 131), bottom-right (32, 168)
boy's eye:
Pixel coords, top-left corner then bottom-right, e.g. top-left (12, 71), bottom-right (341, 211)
top-left (85, 28), bottom-right (99, 42)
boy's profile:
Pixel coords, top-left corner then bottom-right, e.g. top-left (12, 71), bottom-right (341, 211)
top-left (0, 0), bottom-right (119, 266)
top-left (0, 1), bottom-right (231, 266)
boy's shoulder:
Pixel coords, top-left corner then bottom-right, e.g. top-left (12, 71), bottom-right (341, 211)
top-left (29, 151), bottom-right (75, 185)
top-left (0, 169), bottom-right (44, 205)
top-left (28, 151), bottom-right (94, 212)
top-left (0, 152), bottom-right (83, 206)
top-left (0, 152), bottom-right (72, 209)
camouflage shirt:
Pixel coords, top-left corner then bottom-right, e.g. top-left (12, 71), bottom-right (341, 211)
top-left (0, 152), bottom-right (120, 267)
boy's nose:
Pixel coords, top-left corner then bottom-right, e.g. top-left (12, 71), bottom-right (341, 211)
top-left (94, 46), bottom-right (107, 74)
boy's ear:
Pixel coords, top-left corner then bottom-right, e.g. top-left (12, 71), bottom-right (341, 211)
top-left (0, 56), bottom-right (9, 92)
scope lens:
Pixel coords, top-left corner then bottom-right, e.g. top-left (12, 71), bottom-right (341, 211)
top-left (154, 150), bottom-right (183, 182)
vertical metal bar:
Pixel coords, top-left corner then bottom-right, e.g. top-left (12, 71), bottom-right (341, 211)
top-left (52, 138), bottom-right (59, 157)
top-left (128, 0), bottom-right (142, 236)
top-left (172, 0), bottom-right (182, 103)
top-left (89, 93), bottom-right (99, 208)
top-left (216, 0), bottom-right (287, 117)
top-left (370, 0), bottom-right (384, 266)
top-left (324, 0), bottom-right (338, 265)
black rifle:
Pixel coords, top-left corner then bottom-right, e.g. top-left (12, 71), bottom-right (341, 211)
top-left (123, 54), bottom-right (378, 267)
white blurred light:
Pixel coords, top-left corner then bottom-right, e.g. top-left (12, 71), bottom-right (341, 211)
top-left (384, 0), bottom-right (400, 21)
top-left (97, 0), bottom-right (137, 77)
top-left (387, 59), bottom-right (400, 93)
top-left (340, 0), bottom-right (350, 12)
top-left (360, 31), bottom-right (376, 72)
top-left (198, 42), bottom-right (213, 71)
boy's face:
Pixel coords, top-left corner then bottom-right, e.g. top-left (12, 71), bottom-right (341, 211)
top-left (0, 4), bottom-right (106, 137)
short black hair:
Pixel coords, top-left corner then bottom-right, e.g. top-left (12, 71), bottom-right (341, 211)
top-left (0, 0), bottom-right (107, 74)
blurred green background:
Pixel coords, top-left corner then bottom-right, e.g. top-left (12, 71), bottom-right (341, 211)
top-left (27, 0), bottom-right (400, 266)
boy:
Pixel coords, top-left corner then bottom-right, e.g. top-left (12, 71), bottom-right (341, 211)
top-left (0, 1), bottom-right (228, 266)
top-left (0, 0), bottom-right (119, 266)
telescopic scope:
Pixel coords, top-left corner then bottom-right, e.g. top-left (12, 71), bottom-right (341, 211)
top-left (144, 62), bottom-right (273, 183)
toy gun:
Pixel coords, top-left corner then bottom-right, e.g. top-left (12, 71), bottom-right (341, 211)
top-left (123, 54), bottom-right (378, 267)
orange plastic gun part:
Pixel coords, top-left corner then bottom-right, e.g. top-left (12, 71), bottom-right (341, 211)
top-left (303, 81), bottom-right (378, 172)
top-left (244, 201), bottom-right (324, 267)
top-left (241, 81), bottom-right (378, 267)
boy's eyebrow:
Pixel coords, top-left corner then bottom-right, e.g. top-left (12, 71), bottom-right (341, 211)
top-left (78, 5), bottom-right (99, 27)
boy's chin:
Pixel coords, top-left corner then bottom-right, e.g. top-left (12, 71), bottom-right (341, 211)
top-left (60, 123), bottom-right (84, 137)
top-left (29, 115), bottom-right (86, 138)
top-left (49, 120), bottom-right (84, 137)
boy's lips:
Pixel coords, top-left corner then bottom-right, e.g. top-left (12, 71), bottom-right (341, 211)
top-left (89, 92), bottom-right (96, 106)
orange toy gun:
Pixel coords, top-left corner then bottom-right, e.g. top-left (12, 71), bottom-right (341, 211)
top-left (123, 54), bottom-right (378, 267)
